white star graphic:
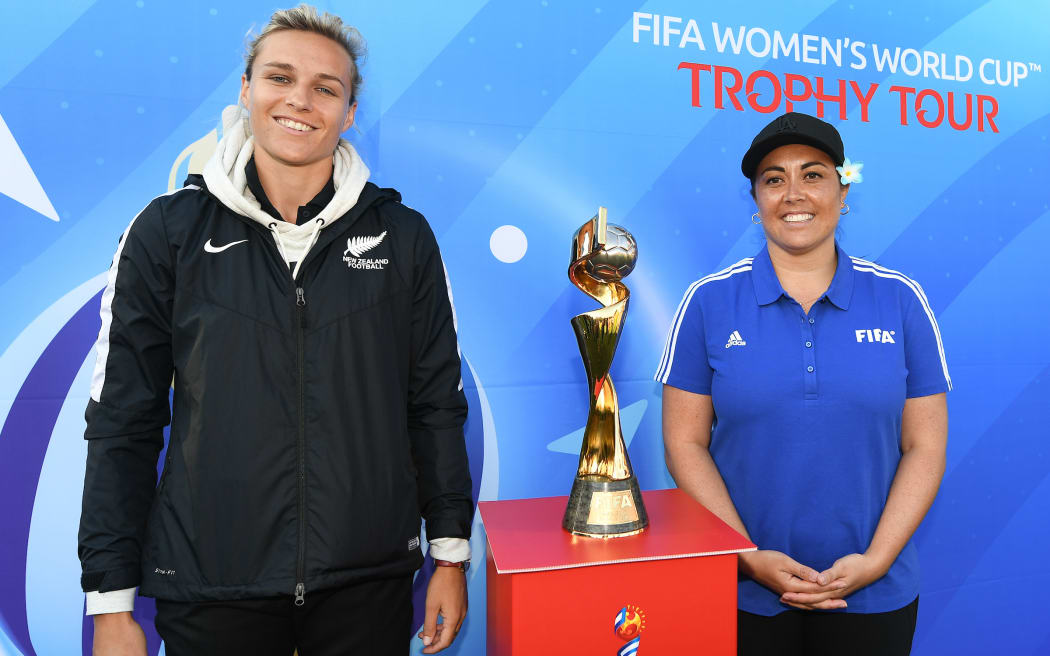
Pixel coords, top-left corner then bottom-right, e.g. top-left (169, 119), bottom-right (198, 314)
top-left (0, 113), bottom-right (59, 221)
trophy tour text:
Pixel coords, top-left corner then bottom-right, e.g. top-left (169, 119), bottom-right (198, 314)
top-left (632, 12), bottom-right (1044, 133)
top-left (675, 62), bottom-right (999, 132)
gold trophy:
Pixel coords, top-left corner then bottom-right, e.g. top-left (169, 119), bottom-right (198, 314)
top-left (563, 207), bottom-right (648, 538)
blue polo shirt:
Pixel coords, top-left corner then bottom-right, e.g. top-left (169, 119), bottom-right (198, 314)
top-left (655, 243), bottom-right (951, 616)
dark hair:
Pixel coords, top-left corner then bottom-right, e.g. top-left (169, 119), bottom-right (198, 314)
top-left (747, 146), bottom-right (852, 199)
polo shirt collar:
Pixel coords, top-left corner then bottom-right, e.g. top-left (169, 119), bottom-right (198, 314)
top-left (245, 156), bottom-right (336, 226)
top-left (751, 242), bottom-right (855, 310)
top-left (751, 245), bottom-right (783, 306)
top-left (824, 243), bottom-right (855, 310)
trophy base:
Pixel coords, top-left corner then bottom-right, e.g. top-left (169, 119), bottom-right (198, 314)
top-left (562, 476), bottom-right (649, 538)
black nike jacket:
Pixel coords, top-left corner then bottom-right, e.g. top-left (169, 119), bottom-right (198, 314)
top-left (78, 176), bottom-right (472, 602)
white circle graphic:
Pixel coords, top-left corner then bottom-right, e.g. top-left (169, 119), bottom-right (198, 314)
top-left (489, 225), bottom-right (527, 263)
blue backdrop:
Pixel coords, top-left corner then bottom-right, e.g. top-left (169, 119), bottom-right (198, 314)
top-left (1, 1), bottom-right (1048, 654)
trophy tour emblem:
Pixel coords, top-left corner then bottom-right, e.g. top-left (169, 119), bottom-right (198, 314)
top-left (562, 206), bottom-right (649, 538)
top-left (614, 604), bottom-right (646, 655)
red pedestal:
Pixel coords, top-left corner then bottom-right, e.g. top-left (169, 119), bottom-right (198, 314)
top-left (480, 488), bottom-right (755, 655)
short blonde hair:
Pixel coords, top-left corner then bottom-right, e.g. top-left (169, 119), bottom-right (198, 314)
top-left (244, 4), bottom-right (366, 102)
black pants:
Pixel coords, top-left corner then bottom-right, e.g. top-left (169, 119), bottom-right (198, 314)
top-left (154, 576), bottom-right (413, 656)
top-left (738, 597), bottom-right (918, 656)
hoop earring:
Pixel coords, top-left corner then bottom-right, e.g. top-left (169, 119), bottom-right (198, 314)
top-left (751, 212), bottom-right (762, 225)
top-left (840, 203), bottom-right (850, 216)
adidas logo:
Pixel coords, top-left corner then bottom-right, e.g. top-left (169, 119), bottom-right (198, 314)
top-left (725, 330), bottom-right (747, 348)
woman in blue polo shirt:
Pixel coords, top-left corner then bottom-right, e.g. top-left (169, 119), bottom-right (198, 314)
top-left (656, 112), bottom-right (950, 656)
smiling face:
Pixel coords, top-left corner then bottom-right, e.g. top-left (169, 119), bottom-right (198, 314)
top-left (753, 143), bottom-right (848, 260)
top-left (239, 29), bottom-right (357, 172)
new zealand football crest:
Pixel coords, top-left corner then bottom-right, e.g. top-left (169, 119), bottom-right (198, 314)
top-left (343, 231), bottom-right (389, 270)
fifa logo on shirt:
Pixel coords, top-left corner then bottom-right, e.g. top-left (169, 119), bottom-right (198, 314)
top-left (856, 328), bottom-right (896, 344)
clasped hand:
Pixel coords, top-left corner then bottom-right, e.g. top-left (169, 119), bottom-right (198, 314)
top-left (741, 550), bottom-right (883, 611)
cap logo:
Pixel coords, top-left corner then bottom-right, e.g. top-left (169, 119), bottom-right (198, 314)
top-left (775, 115), bottom-right (798, 133)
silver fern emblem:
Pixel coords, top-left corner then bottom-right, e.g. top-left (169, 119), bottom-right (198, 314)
top-left (344, 231), bottom-right (387, 257)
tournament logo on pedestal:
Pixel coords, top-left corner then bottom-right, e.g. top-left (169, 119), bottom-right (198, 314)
top-left (614, 604), bottom-right (646, 655)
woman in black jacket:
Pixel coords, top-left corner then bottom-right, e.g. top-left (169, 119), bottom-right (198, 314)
top-left (79, 5), bottom-right (472, 655)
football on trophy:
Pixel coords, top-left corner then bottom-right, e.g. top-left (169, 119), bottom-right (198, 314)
top-left (585, 224), bottom-right (637, 282)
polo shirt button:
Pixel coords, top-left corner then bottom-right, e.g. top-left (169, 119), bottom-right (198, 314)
top-left (807, 365), bottom-right (814, 373)
top-left (808, 318), bottom-right (815, 324)
top-left (805, 341), bottom-right (813, 348)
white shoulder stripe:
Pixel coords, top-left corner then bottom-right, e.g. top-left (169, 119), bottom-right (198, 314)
top-left (655, 258), bottom-right (753, 383)
top-left (90, 185), bottom-right (200, 402)
top-left (851, 260), bottom-right (952, 391)
top-left (851, 256), bottom-right (934, 307)
top-left (440, 256), bottom-right (465, 392)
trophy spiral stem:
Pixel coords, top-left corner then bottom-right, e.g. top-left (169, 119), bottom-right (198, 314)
top-left (572, 311), bottom-right (631, 481)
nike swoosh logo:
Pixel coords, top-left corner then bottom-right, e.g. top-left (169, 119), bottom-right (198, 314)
top-left (204, 239), bottom-right (248, 253)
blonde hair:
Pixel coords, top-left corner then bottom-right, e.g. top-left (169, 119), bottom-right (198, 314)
top-left (244, 4), bottom-right (366, 102)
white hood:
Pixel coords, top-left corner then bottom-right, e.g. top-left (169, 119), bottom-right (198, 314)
top-left (202, 105), bottom-right (371, 278)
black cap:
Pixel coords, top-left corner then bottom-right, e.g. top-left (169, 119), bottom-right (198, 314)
top-left (741, 112), bottom-right (844, 179)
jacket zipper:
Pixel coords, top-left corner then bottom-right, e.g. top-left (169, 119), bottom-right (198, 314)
top-left (294, 285), bottom-right (307, 606)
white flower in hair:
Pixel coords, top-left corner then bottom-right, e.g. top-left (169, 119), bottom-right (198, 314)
top-left (836, 158), bottom-right (863, 185)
